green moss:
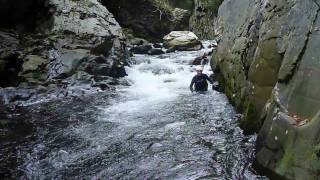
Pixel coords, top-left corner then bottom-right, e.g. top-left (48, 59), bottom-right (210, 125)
top-left (242, 102), bottom-right (261, 134)
top-left (310, 145), bottom-right (320, 170)
top-left (151, 0), bottom-right (174, 14)
top-left (276, 149), bottom-right (294, 175)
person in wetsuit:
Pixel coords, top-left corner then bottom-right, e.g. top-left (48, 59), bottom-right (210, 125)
top-left (190, 66), bottom-right (213, 92)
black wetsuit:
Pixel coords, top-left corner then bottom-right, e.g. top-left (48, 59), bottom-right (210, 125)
top-left (190, 74), bottom-right (213, 92)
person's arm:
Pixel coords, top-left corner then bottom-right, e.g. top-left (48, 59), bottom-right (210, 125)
top-left (205, 74), bottom-right (213, 84)
top-left (190, 76), bottom-right (195, 92)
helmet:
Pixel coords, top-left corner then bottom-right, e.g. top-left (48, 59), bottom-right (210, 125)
top-left (195, 66), bottom-right (203, 71)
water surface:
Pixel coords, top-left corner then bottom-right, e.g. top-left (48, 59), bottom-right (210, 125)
top-left (1, 42), bottom-right (265, 179)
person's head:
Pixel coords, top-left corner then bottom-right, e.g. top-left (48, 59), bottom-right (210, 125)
top-left (195, 66), bottom-right (203, 75)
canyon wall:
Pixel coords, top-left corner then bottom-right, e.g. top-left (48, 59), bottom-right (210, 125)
top-left (212, 0), bottom-right (320, 178)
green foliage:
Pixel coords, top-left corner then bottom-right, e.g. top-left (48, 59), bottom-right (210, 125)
top-left (205, 0), bottom-right (224, 15)
top-left (151, 0), bottom-right (174, 14)
top-left (151, 0), bottom-right (195, 14)
top-left (169, 0), bottom-right (194, 10)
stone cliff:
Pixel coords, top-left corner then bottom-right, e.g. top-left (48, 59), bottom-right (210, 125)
top-left (212, 0), bottom-right (320, 179)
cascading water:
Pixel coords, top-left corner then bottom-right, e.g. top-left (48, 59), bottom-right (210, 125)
top-left (3, 41), bottom-right (265, 179)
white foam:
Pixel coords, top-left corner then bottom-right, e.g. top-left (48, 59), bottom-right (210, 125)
top-left (102, 41), bottom-right (216, 123)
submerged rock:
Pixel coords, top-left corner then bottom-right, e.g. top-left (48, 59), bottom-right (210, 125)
top-left (147, 48), bottom-right (165, 55)
top-left (131, 45), bottom-right (153, 54)
top-left (153, 43), bottom-right (163, 49)
top-left (163, 31), bottom-right (202, 51)
top-left (192, 55), bottom-right (209, 65)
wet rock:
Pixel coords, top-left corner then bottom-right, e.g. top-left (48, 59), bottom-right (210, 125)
top-left (52, 49), bottom-right (89, 79)
top-left (153, 43), bottom-right (163, 49)
top-left (163, 31), bottom-right (202, 51)
top-left (131, 44), bottom-right (152, 54)
top-left (91, 81), bottom-right (110, 91)
top-left (166, 48), bottom-right (176, 53)
top-left (92, 56), bottom-right (107, 64)
top-left (192, 55), bottom-right (209, 65)
top-left (130, 38), bottom-right (149, 46)
top-left (21, 55), bottom-right (48, 73)
top-left (69, 71), bottom-right (93, 85)
top-left (91, 78), bottom-right (120, 90)
top-left (147, 48), bottom-right (165, 55)
top-left (109, 65), bottom-right (127, 78)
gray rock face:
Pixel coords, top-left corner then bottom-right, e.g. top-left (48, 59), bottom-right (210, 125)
top-left (0, 0), bottom-right (130, 104)
top-left (50, 0), bottom-right (121, 37)
top-left (213, 0), bottom-right (320, 178)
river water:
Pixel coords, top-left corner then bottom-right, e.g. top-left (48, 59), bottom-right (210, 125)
top-left (1, 42), bottom-right (266, 179)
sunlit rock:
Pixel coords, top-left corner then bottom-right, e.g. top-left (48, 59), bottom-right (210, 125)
top-left (163, 31), bottom-right (202, 51)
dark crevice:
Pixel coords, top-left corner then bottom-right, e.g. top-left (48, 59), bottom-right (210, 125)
top-left (0, 0), bottom-right (54, 33)
top-left (0, 52), bottom-right (23, 87)
top-left (101, 0), bottom-right (172, 41)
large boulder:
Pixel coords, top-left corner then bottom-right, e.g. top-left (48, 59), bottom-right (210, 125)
top-left (50, 0), bottom-right (121, 37)
top-left (0, 0), bottom-right (129, 84)
top-left (163, 31), bottom-right (202, 51)
top-left (0, 0), bottom-right (130, 107)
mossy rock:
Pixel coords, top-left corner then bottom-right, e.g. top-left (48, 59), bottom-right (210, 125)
top-left (241, 102), bottom-right (261, 134)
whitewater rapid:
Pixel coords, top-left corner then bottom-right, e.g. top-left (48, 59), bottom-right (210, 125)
top-left (11, 41), bottom-right (265, 179)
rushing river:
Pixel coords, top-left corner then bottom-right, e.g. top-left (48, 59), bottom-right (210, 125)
top-left (1, 42), bottom-right (266, 179)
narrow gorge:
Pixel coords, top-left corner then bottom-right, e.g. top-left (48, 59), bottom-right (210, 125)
top-left (0, 0), bottom-right (319, 179)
